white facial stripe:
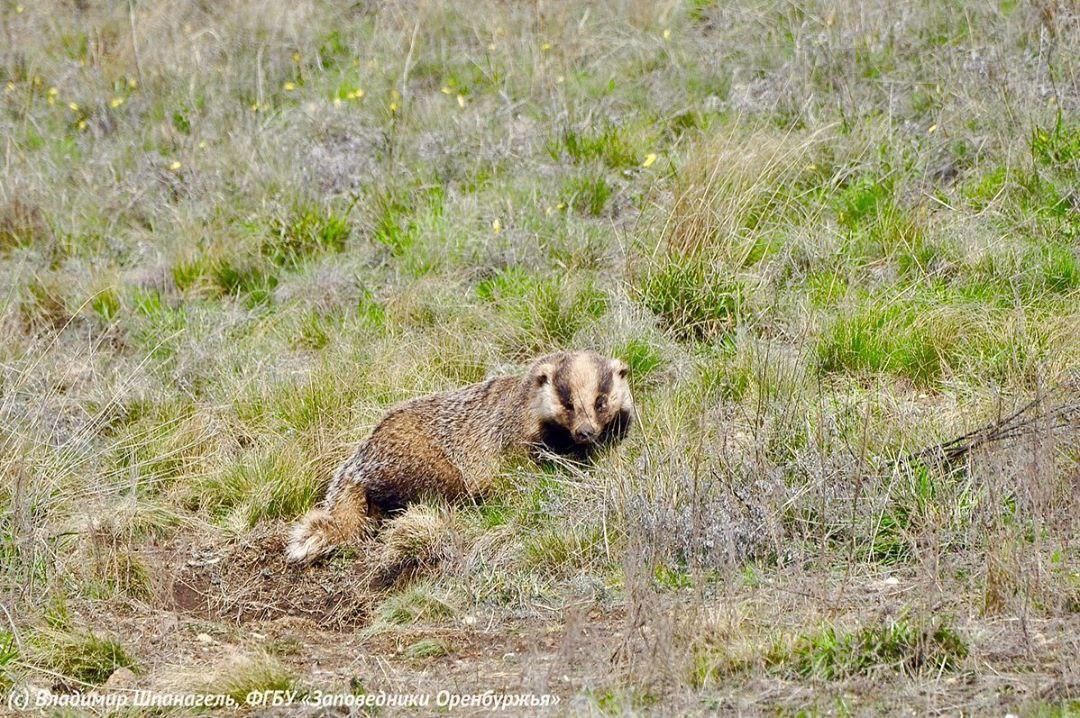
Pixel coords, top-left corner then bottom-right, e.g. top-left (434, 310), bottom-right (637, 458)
top-left (535, 379), bottom-right (558, 418)
top-left (572, 353), bottom-right (600, 413)
top-left (609, 359), bottom-right (632, 411)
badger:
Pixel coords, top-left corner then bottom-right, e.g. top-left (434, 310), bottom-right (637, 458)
top-left (285, 350), bottom-right (634, 564)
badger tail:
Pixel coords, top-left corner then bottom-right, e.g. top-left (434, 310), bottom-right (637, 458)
top-left (285, 489), bottom-right (373, 565)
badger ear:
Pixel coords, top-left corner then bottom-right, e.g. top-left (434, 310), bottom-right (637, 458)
top-left (534, 362), bottom-right (554, 386)
top-left (612, 359), bottom-right (629, 379)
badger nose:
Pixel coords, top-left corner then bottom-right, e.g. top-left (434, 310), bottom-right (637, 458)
top-left (574, 423), bottom-right (598, 442)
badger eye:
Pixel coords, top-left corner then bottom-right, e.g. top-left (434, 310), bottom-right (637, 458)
top-left (595, 396), bottom-right (607, 412)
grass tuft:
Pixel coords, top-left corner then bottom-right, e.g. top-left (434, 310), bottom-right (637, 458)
top-left (27, 629), bottom-right (136, 685)
top-left (404, 638), bottom-right (452, 660)
top-left (200, 654), bottom-right (298, 704)
top-left (769, 616), bottom-right (968, 680)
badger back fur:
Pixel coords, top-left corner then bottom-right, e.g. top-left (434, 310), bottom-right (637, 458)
top-left (286, 350), bottom-right (633, 564)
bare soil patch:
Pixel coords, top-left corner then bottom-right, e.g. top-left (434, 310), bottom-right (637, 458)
top-left (164, 525), bottom-right (375, 629)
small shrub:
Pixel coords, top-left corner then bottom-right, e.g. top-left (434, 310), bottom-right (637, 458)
top-left (293, 309), bottom-right (342, 350)
top-left (377, 504), bottom-right (455, 580)
top-left (91, 549), bottom-right (155, 601)
top-left (690, 642), bottom-right (752, 688)
top-left (653, 563), bottom-right (693, 591)
top-left (835, 175), bottom-right (893, 230)
top-left (90, 287), bottom-right (121, 322)
top-left (370, 185), bottom-right (444, 259)
top-left (21, 275), bottom-right (71, 329)
top-left (110, 401), bottom-right (214, 491)
top-left (1030, 114), bottom-right (1079, 171)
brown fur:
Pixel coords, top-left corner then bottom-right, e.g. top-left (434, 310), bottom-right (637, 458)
top-left (286, 350), bottom-right (633, 564)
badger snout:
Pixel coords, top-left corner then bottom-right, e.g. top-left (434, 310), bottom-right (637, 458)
top-left (573, 422), bottom-right (598, 443)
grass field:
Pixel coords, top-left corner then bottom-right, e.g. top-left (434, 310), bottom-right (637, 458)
top-left (1, 0), bottom-right (1078, 714)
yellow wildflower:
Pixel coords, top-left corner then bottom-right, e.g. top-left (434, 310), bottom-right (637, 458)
top-left (4, 82), bottom-right (14, 93)
top-left (541, 42), bottom-right (552, 51)
top-left (457, 94), bottom-right (465, 108)
top-left (169, 161), bottom-right (182, 170)
top-left (292, 52), bottom-right (301, 63)
top-left (492, 218), bottom-right (502, 234)
top-left (389, 101), bottom-right (399, 113)
top-left (48, 87), bottom-right (59, 96)
top-left (928, 124), bottom-right (938, 134)
top-left (283, 81), bottom-right (297, 91)
top-left (68, 102), bottom-right (79, 112)
top-left (16, 4), bottom-right (24, 12)
top-left (127, 78), bottom-right (137, 89)
top-left (77, 120), bottom-right (87, 130)
top-left (642, 153), bottom-right (658, 168)
top-left (441, 86), bottom-right (452, 95)
top-left (556, 75), bottom-right (565, 84)
top-left (333, 97), bottom-right (342, 107)
top-left (663, 29), bottom-right (671, 40)
top-left (487, 43), bottom-right (496, 51)
top-left (110, 97), bottom-right (124, 108)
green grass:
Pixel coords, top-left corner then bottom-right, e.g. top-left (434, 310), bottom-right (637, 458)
top-left (404, 637), bottom-right (452, 660)
top-left (27, 629), bottom-right (136, 685)
top-left (201, 654), bottom-right (299, 704)
top-left (373, 582), bottom-right (457, 627)
top-left (548, 122), bottom-right (640, 169)
top-left (562, 173), bottom-right (615, 216)
top-left (261, 203), bottom-right (351, 269)
top-left (636, 255), bottom-right (746, 342)
top-left (522, 526), bottom-right (606, 574)
top-left (181, 442), bottom-right (320, 526)
top-left (0, 630), bottom-right (17, 692)
top-left (769, 616), bottom-right (968, 680)
top-left (815, 296), bottom-right (966, 383)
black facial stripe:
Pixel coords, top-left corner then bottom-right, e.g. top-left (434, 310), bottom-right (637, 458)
top-left (554, 377), bottom-right (574, 411)
top-left (598, 365), bottom-right (613, 398)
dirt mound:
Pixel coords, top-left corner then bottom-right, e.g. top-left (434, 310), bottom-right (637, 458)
top-left (166, 525), bottom-right (376, 629)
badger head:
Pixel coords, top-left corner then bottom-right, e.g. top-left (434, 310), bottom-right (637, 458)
top-left (529, 350), bottom-right (634, 459)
